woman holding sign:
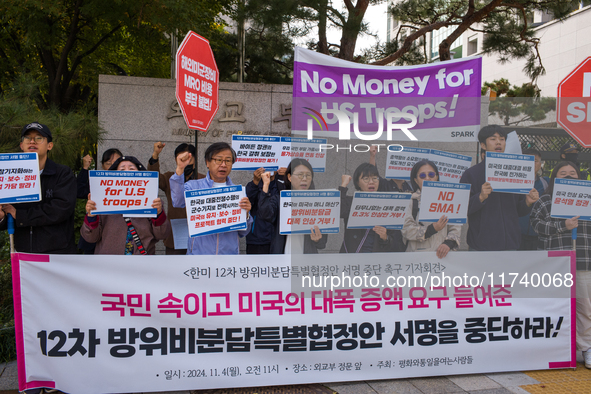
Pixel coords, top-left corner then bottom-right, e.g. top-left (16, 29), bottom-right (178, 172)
top-left (402, 160), bottom-right (461, 258)
top-left (81, 156), bottom-right (171, 255)
top-left (530, 161), bottom-right (591, 368)
top-left (258, 159), bottom-right (327, 254)
top-left (339, 163), bottom-right (405, 253)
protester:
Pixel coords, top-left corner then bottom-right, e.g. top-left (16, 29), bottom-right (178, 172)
top-left (558, 143), bottom-right (589, 180)
top-left (402, 160), bottom-right (461, 258)
top-left (460, 125), bottom-right (538, 250)
top-left (170, 142), bottom-right (252, 255)
top-left (77, 148), bottom-right (122, 199)
top-left (369, 145), bottom-right (413, 192)
top-left (148, 142), bottom-right (204, 255)
top-left (0, 122), bottom-right (77, 254)
top-left (81, 156), bottom-right (170, 255)
top-left (529, 161), bottom-right (591, 368)
top-left (519, 148), bottom-right (549, 250)
top-left (339, 163), bottom-right (405, 253)
top-left (76, 148), bottom-right (123, 254)
top-left (245, 167), bottom-right (282, 254)
top-left (258, 158), bottom-right (327, 254)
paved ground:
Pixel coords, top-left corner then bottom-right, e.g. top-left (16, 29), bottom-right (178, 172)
top-left (2, 360), bottom-right (591, 394)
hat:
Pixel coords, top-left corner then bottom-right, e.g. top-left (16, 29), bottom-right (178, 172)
top-left (21, 122), bottom-right (52, 142)
top-left (560, 143), bottom-right (579, 154)
top-left (108, 156), bottom-right (146, 171)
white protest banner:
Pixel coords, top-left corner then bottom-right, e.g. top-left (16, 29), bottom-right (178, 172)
top-left (0, 153), bottom-right (41, 204)
top-left (12, 250), bottom-right (575, 393)
top-left (551, 178), bottom-right (591, 221)
top-left (278, 137), bottom-right (327, 172)
top-left (292, 47), bottom-right (481, 142)
top-left (89, 170), bottom-right (158, 216)
top-left (485, 152), bottom-right (535, 194)
top-left (418, 181), bottom-right (471, 224)
top-left (185, 185), bottom-right (247, 237)
top-left (429, 149), bottom-right (472, 184)
top-left (347, 192), bottom-right (411, 229)
top-left (232, 135), bottom-right (282, 171)
top-left (385, 147), bottom-right (431, 180)
top-left (279, 190), bottom-right (340, 234)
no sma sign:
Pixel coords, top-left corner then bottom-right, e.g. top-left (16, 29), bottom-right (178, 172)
top-left (175, 31), bottom-right (219, 131)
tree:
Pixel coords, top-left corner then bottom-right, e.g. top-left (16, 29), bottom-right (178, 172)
top-left (482, 78), bottom-right (556, 126)
top-left (304, 0), bottom-right (386, 61)
top-left (375, 0), bottom-right (576, 81)
top-left (0, 0), bottom-right (234, 111)
top-left (0, 75), bottom-right (101, 169)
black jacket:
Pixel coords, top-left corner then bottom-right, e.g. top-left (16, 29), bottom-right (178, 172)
top-left (245, 180), bottom-right (277, 246)
top-left (338, 186), bottom-right (406, 253)
top-left (460, 160), bottom-right (531, 251)
top-left (1, 159), bottom-right (77, 254)
top-left (257, 189), bottom-right (327, 254)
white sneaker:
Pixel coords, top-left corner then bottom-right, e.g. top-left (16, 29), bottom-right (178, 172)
top-left (584, 350), bottom-right (591, 369)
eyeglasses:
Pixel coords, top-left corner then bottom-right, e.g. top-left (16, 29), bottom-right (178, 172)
top-left (211, 158), bottom-right (233, 166)
top-left (418, 172), bottom-right (436, 179)
top-left (360, 176), bottom-right (379, 183)
top-left (22, 135), bottom-right (46, 143)
top-left (292, 172), bottom-right (312, 180)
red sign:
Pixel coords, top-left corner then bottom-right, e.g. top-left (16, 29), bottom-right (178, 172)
top-left (557, 57), bottom-right (591, 147)
top-left (175, 31), bottom-right (219, 131)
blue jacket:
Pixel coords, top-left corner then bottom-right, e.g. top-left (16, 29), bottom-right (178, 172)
top-left (460, 160), bottom-right (532, 251)
top-left (170, 172), bottom-right (253, 255)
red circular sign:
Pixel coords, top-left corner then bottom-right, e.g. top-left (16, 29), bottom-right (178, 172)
top-left (175, 31), bottom-right (219, 131)
top-left (557, 57), bottom-right (591, 147)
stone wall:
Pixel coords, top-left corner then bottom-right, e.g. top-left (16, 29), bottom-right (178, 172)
top-left (99, 75), bottom-right (489, 253)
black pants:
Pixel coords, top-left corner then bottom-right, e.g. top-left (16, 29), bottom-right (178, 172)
top-left (246, 243), bottom-right (271, 254)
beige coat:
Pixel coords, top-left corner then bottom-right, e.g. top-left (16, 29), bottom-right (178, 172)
top-left (402, 190), bottom-right (461, 252)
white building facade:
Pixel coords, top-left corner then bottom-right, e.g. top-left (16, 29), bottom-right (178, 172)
top-left (386, 1), bottom-right (591, 97)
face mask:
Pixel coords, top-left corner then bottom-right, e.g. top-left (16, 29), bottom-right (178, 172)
top-left (564, 153), bottom-right (579, 165)
top-left (184, 164), bottom-right (194, 178)
top-left (563, 175), bottom-right (576, 180)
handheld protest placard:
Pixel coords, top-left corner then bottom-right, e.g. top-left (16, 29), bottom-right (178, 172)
top-left (418, 181), bottom-right (471, 224)
top-left (347, 192), bottom-right (411, 229)
top-left (0, 153), bottom-right (42, 204)
top-left (485, 152), bottom-right (536, 194)
top-left (89, 170), bottom-right (159, 216)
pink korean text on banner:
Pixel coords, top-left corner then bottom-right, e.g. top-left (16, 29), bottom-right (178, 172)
top-left (0, 153), bottom-right (41, 203)
top-left (485, 152), bottom-right (536, 194)
top-left (232, 135), bottom-right (282, 171)
top-left (279, 190), bottom-right (340, 234)
top-left (184, 185), bottom-right (247, 237)
top-left (12, 250), bottom-right (575, 393)
top-left (88, 170), bottom-right (159, 216)
top-left (347, 192), bottom-right (411, 229)
top-left (418, 181), bottom-right (471, 224)
top-left (551, 178), bottom-right (591, 221)
top-left (292, 47), bottom-right (482, 142)
top-left (277, 137), bottom-right (328, 172)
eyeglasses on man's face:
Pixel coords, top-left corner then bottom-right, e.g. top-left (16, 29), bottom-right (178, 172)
top-left (360, 176), bottom-right (379, 183)
top-left (211, 158), bottom-right (233, 166)
top-left (418, 172), bottom-right (436, 179)
top-left (292, 172), bottom-right (312, 180)
top-left (22, 135), bottom-right (46, 143)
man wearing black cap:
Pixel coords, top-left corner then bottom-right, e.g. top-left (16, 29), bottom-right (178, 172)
top-left (0, 122), bottom-right (77, 253)
top-left (559, 143), bottom-right (590, 180)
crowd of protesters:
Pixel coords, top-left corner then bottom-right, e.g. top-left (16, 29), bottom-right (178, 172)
top-left (1, 122), bottom-right (591, 368)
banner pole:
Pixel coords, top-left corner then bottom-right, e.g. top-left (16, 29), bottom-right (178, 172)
top-left (8, 214), bottom-right (15, 254)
